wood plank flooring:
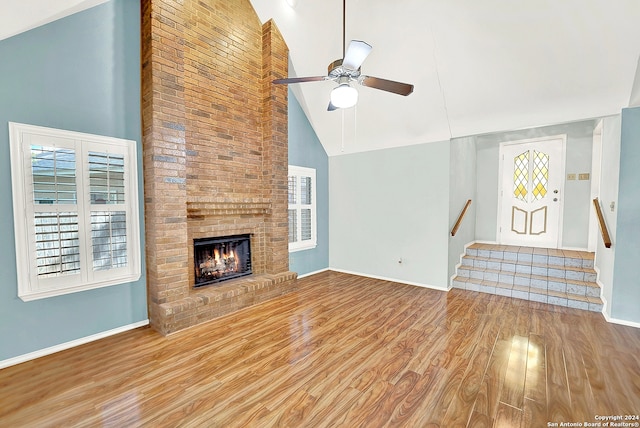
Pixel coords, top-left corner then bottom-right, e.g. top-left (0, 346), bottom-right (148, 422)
top-left (1, 271), bottom-right (639, 427)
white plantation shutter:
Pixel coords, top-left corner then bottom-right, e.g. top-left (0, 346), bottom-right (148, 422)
top-left (288, 166), bottom-right (317, 252)
top-left (9, 122), bottom-right (141, 301)
top-left (34, 212), bottom-right (81, 278)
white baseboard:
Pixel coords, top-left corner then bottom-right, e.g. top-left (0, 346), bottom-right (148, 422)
top-left (329, 268), bottom-right (449, 292)
top-left (602, 312), bottom-right (640, 329)
top-left (590, 267), bottom-right (639, 328)
top-left (0, 319), bottom-right (149, 370)
top-left (595, 275), bottom-right (640, 329)
top-left (296, 268), bottom-right (330, 279)
top-left (449, 240), bottom-right (478, 289)
top-left (592, 265), bottom-right (609, 317)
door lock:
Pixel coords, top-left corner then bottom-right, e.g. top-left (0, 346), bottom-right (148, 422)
top-left (553, 189), bottom-right (559, 194)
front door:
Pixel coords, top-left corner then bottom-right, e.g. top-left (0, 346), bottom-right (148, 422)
top-left (498, 136), bottom-right (565, 248)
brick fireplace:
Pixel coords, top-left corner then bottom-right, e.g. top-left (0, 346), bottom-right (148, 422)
top-left (141, 0), bottom-right (297, 335)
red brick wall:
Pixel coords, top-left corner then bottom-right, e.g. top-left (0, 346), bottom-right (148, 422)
top-left (141, 0), bottom-right (290, 333)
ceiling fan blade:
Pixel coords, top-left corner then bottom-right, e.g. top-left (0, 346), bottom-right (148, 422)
top-left (273, 76), bottom-right (327, 84)
top-left (327, 101), bottom-right (340, 111)
top-left (360, 75), bottom-right (414, 96)
top-left (342, 40), bottom-right (372, 71)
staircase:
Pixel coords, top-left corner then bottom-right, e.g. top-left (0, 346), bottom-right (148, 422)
top-left (452, 243), bottom-right (603, 312)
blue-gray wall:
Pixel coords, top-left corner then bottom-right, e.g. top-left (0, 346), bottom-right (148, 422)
top-left (611, 106), bottom-right (640, 323)
top-left (287, 89), bottom-right (329, 275)
top-left (329, 141), bottom-right (451, 289)
top-left (0, 0), bottom-right (146, 361)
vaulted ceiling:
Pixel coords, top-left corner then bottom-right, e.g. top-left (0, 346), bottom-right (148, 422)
top-left (251, 0), bottom-right (640, 155)
top-left (2, 0), bottom-right (640, 156)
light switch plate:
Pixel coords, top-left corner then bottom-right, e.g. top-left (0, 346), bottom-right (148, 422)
top-left (579, 173), bottom-right (590, 180)
top-left (567, 173), bottom-right (577, 180)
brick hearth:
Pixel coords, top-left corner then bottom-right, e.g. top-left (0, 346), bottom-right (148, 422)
top-left (141, 0), bottom-right (296, 335)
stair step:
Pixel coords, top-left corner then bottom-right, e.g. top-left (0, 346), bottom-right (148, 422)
top-left (452, 276), bottom-right (603, 312)
top-left (458, 260), bottom-right (597, 282)
top-left (454, 243), bottom-right (601, 313)
top-left (465, 244), bottom-right (594, 269)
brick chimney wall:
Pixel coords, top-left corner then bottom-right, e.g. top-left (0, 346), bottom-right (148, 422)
top-left (141, 0), bottom-right (296, 334)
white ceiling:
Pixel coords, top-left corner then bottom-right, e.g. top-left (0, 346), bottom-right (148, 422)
top-left (251, 0), bottom-right (640, 155)
top-left (0, 0), bottom-right (109, 42)
top-left (2, 0), bottom-right (639, 156)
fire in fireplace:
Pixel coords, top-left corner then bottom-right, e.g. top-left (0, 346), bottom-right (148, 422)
top-left (193, 234), bottom-right (252, 287)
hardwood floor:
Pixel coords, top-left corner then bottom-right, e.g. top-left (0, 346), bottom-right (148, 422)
top-left (1, 271), bottom-right (639, 427)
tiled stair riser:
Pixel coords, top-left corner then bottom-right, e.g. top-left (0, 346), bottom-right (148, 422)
top-left (453, 244), bottom-right (602, 312)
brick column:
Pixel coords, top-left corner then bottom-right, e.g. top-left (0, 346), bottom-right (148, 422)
top-left (262, 20), bottom-right (290, 275)
top-left (141, 0), bottom-right (190, 330)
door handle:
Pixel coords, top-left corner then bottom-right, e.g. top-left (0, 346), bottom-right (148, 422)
top-left (553, 198), bottom-right (558, 202)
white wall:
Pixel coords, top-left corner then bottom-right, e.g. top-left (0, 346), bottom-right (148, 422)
top-left (448, 136), bottom-right (477, 281)
top-left (595, 115), bottom-right (621, 315)
top-left (629, 55), bottom-right (640, 107)
top-left (329, 141), bottom-right (451, 289)
top-left (474, 139), bottom-right (500, 241)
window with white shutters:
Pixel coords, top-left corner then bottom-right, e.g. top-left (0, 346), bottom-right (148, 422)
top-left (9, 122), bottom-right (141, 301)
top-left (288, 166), bottom-right (317, 252)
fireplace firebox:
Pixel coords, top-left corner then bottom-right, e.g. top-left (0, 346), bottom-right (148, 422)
top-left (194, 234), bottom-right (252, 287)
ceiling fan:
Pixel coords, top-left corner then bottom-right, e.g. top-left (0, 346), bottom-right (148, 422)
top-left (273, 0), bottom-right (414, 111)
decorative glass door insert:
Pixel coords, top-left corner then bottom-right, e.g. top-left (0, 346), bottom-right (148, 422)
top-left (499, 136), bottom-right (565, 248)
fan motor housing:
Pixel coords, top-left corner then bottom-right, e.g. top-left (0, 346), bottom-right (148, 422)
top-left (328, 59), bottom-right (361, 79)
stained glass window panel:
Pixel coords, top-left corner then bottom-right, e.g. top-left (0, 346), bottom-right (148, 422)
top-left (513, 151), bottom-right (529, 201)
top-left (532, 150), bottom-right (549, 200)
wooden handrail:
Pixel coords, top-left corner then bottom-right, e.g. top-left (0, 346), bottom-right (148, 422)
top-left (451, 199), bottom-right (472, 237)
top-left (593, 198), bottom-right (612, 248)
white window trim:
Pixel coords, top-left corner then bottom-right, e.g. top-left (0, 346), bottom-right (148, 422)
top-left (288, 165), bottom-right (317, 252)
top-left (9, 122), bottom-right (142, 301)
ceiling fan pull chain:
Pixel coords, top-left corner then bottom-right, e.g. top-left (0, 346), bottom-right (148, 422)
top-left (354, 103), bottom-right (357, 147)
top-left (341, 109), bottom-right (345, 153)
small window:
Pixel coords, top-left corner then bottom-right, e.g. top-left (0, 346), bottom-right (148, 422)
top-left (288, 166), bottom-right (317, 252)
top-left (9, 122), bottom-right (141, 301)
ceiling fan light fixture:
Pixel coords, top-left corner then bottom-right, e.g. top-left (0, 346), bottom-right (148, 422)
top-left (330, 83), bottom-right (358, 108)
